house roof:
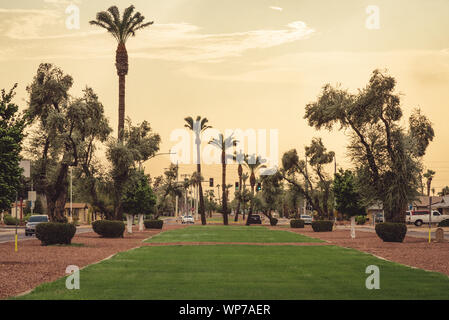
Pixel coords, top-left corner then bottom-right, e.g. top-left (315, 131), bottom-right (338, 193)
top-left (64, 203), bottom-right (89, 209)
top-left (413, 196), bottom-right (443, 207)
top-left (433, 196), bottom-right (449, 208)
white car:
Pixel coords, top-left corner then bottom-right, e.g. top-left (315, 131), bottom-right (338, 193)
top-left (181, 215), bottom-right (195, 224)
top-left (300, 215), bottom-right (313, 224)
top-left (406, 210), bottom-right (449, 226)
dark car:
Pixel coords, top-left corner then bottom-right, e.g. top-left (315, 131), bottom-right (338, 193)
top-left (25, 215), bottom-right (49, 236)
top-left (247, 214), bottom-right (262, 224)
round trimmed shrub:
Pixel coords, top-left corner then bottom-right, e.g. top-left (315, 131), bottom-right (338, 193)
top-left (35, 223), bottom-right (76, 246)
top-left (290, 219), bottom-right (305, 228)
top-left (92, 220), bottom-right (125, 238)
top-left (375, 222), bottom-right (407, 242)
top-left (3, 215), bottom-right (19, 225)
top-left (144, 220), bottom-right (163, 229)
top-left (269, 218), bottom-right (278, 226)
top-left (356, 215), bottom-right (366, 225)
top-left (438, 219), bottom-right (449, 227)
top-left (311, 220), bottom-right (334, 232)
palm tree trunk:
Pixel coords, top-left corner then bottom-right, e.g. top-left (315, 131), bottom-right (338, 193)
top-left (115, 43), bottom-right (128, 141)
top-left (118, 74), bottom-right (125, 140)
top-left (235, 165), bottom-right (242, 222)
top-left (221, 150), bottom-right (228, 225)
top-left (196, 139), bottom-right (206, 225)
top-left (246, 184), bottom-right (255, 226)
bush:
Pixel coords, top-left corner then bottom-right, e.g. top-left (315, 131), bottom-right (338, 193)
top-left (269, 218), bottom-right (278, 226)
top-left (438, 219), bottom-right (449, 227)
top-left (35, 223), bottom-right (76, 246)
top-left (3, 215), bottom-right (19, 225)
top-left (290, 219), bottom-right (305, 228)
top-left (375, 222), bottom-right (407, 242)
top-left (92, 220), bottom-right (125, 238)
top-left (356, 215), bottom-right (366, 225)
top-left (312, 220), bottom-right (334, 232)
top-left (144, 220), bottom-right (163, 229)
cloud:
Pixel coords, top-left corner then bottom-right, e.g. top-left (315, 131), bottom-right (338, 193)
top-left (0, 15), bottom-right (315, 62)
top-left (269, 6), bottom-right (283, 12)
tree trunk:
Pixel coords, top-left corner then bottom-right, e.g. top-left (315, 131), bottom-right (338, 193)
top-left (246, 184), bottom-right (255, 226)
top-left (221, 150), bottom-right (228, 225)
top-left (235, 164), bottom-right (242, 222)
top-left (126, 214), bottom-right (133, 233)
top-left (195, 137), bottom-right (207, 225)
top-left (115, 43), bottom-right (128, 141)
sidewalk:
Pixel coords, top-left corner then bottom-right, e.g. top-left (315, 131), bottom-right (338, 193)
top-left (338, 224), bottom-right (449, 240)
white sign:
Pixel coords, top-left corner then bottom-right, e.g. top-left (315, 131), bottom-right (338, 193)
top-left (28, 191), bottom-right (37, 202)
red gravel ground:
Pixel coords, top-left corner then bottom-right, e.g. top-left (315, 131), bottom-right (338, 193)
top-left (278, 226), bottom-right (449, 276)
top-left (0, 225), bottom-right (185, 299)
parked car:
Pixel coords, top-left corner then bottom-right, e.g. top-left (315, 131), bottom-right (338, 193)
top-left (25, 215), bottom-right (49, 236)
top-left (247, 214), bottom-right (262, 224)
top-left (300, 215), bottom-right (313, 224)
top-left (181, 215), bottom-right (195, 224)
top-left (374, 213), bottom-right (384, 223)
top-left (406, 210), bottom-right (449, 226)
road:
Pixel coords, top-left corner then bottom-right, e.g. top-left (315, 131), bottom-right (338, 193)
top-left (0, 226), bottom-right (93, 244)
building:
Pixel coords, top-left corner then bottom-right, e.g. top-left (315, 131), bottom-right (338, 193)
top-left (411, 196), bottom-right (443, 211)
top-left (366, 201), bottom-right (383, 222)
top-left (64, 203), bottom-right (92, 224)
top-left (433, 196), bottom-right (449, 215)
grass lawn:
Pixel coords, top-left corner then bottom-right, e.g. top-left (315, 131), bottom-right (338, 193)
top-left (18, 245), bottom-right (449, 300)
top-left (146, 225), bottom-right (322, 243)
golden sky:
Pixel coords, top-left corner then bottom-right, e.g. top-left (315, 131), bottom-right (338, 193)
top-left (1, 0), bottom-right (449, 193)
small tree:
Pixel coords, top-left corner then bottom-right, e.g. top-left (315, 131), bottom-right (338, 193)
top-left (122, 170), bottom-right (156, 232)
top-left (333, 169), bottom-right (366, 217)
top-left (0, 84), bottom-right (26, 212)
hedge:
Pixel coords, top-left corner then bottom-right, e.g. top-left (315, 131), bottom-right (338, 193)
top-left (92, 220), bottom-right (125, 238)
top-left (144, 220), bottom-right (163, 229)
top-left (438, 219), bottom-right (449, 227)
top-left (3, 215), bottom-right (19, 225)
top-left (311, 220), bottom-right (334, 232)
top-left (35, 223), bottom-right (76, 246)
top-left (375, 222), bottom-right (407, 242)
top-left (356, 215), bottom-right (366, 225)
top-left (290, 219), bottom-right (305, 228)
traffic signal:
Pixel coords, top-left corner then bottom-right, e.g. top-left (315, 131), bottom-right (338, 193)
top-left (256, 182), bottom-right (261, 192)
top-left (235, 182), bottom-right (239, 191)
top-left (209, 178), bottom-right (214, 187)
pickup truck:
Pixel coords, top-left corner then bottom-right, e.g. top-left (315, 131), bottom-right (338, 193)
top-left (406, 210), bottom-right (449, 226)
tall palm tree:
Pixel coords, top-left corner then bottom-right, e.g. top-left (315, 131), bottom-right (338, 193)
top-left (438, 186), bottom-right (449, 197)
top-left (184, 116), bottom-right (211, 225)
top-left (209, 133), bottom-right (237, 225)
top-left (241, 173), bottom-right (249, 220)
top-left (234, 149), bottom-right (245, 222)
top-left (423, 169), bottom-right (436, 197)
top-left (243, 154), bottom-right (266, 225)
top-left (90, 5), bottom-right (153, 140)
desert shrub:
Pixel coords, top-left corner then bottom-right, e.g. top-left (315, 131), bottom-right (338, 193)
top-left (438, 219), bottom-right (449, 227)
top-left (311, 220), bottom-right (334, 232)
top-left (92, 220), bottom-right (125, 238)
top-left (356, 215), bottom-right (366, 225)
top-left (3, 215), bottom-right (19, 225)
top-left (375, 222), bottom-right (407, 242)
top-left (269, 218), bottom-right (278, 226)
top-left (144, 220), bottom-right (163, 229)
top-left (35, 223), bottom-right (76, 246)
top-left (290, 219), bottom-right (305, 228)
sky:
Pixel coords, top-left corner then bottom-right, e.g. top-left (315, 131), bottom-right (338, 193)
top-left (1, 0), bottom-right (449, 194)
